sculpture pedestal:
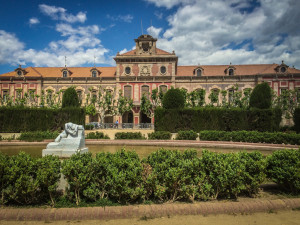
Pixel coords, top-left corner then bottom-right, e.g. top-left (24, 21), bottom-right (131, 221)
top-left (42, 148), bottom-right (89, 158)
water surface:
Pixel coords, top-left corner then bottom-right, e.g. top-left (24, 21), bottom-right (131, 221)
top-left (0, 144), bottom-right (275, 158)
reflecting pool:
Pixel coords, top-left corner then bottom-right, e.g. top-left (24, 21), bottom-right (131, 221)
top-left (0, 144), bottom-right (275, 158)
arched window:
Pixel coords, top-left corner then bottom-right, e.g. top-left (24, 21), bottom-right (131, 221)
top-left (228, 68), bottom-right (234, 76)
top-left (92, 70), bottom-right (97, 77)
top-left (160, 66), bottom-right (166, 74)
top-left (141, 85), bottom-right (150, 99)
top-left (228, 89), bottom-right (234, 104)
top-left (125, 66), bottom-right (131, 75)
top-left (62, 70), bottom-right (68, 78)
top-left (159, 85), bottom-right (167, 94)
top-left (196, 69), bottom-right (202, 77)
top-left (124, 85), bottom-right (132, 100)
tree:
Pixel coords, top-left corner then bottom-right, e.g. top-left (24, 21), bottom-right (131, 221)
top-left (117, 90), bottom-right (133, 117)
top-left (62, 87), bottom-right (80, 108)
top-left (140, 93), bottom-right (153, 118)
top-left (249, 82), bottom-right (272, 109)
top-left (162, 88), bottom-right (185, 109)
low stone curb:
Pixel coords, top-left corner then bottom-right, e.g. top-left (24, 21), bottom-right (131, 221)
top-left (0, 198), bottom-right (299, 221)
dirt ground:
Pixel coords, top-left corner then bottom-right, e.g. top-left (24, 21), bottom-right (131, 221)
top-left (1, 210), bottom-right (300, 225)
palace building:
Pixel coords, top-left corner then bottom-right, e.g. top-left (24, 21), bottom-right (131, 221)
top-left (1, 34), bottom-right (300, 125)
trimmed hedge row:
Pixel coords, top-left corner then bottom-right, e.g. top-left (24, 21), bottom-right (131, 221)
top-left (115, 132), bottom-right (145, 140)
top-left (18, 131), bottom-right (60, 142)
top-left (86, 131), bottom-right (110, 139)
top-left (154, 107), bottom-right (282, 132)
top-left (294, 107), bottom-right (300, 133)
top-left (199, 130), bottom-right (300, 145)
top-left (0, 107), bottom-right (85, 132)
top-left (148, 131), bottom-right (172, 140)
top-left (1, 149), bottom-right (299, 206)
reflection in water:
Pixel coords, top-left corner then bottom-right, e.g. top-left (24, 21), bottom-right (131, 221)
top-left (0, 144), bottom-right (275, 158)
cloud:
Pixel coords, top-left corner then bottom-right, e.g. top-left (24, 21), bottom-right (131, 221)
top-left (39, 4), bottom-right (86, 23)
top-left (29, 17), bottom-right (40, 25)
top-left (106, 14), bottom-right (133, 23)
top-left (147, 26), bottom-right (162, 38)
top-left (55, 23), bottom-right (102, 36)
top-left (145, 0), bottom-right (300, 68)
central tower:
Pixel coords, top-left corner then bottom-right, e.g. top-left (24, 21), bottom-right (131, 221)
top-left (134, 34), bottom-right (157, 55)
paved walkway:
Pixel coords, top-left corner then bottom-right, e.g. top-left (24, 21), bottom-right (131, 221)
top-left (0, 198), bottom-right (300, 221)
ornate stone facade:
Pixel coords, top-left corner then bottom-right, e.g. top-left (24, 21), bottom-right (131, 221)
top-left (1, 35), bottom-right (300, 125)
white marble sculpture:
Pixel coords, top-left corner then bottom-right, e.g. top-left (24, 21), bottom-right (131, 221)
top-left (42, 122), bottom-right (88, 158)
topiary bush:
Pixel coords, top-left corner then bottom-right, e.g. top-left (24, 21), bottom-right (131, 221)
top-left (115, 132), bottom-right (145, 140)
top-left (249, 82), bottom-right (272, 109)
top-left (294, 107), bottom-right (300, 133)
top-left (62, 87), bottom-right (80, 108)
top-left (162, 88), bottom-right (185, 109)
top-left (266, 149), bottom-right (300, 194)
top-left (176, 130), bottom-right (198, 140)
top-left (86, 131), bottom-right (110, 139)
top-left (148, 131), bottom-right (172, 140)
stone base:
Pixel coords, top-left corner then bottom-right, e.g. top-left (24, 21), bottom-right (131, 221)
top-left (42, 148), bottom-right (89, 158)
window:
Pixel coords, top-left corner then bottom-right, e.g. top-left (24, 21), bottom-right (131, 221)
top-left (29, 89), bottom-right (35, 102)
top-left (92, 90), bottom-right (97, 102)
top-left (280, 67), bottom-right (287, 73)
top-left (160, 66), bottom-right (166, 74)
top-left (2, 90), bottom-right (9, 102)
top-left (92, 70), bottom-right (97, 77)
top-left (124, 85), bottom-right (132, 100)
top-left (228, 68), bottom-right (234, 76)
top-left (159, 85), bottom-right (167, 94)
top-left (141, 85), bottom-right (150, 99)
top-left (17, 70), bottom-right (22, 76)
top-left (77, 90), bottom-right (82, 104)
top-left (142, 42), bottom-right (149, 52)
top-left (280, 88), bottom-right (287, 95)
top-left (228, 89), bottom-right (234, 104)
top-left (196, 69), bottom-right (202, 77)
top-left (63, 70), bottom-right (68, 77)
top-left (125, 67), bottom-right (131, 75)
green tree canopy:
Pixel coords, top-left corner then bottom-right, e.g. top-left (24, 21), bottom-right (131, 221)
top-left (62, 87), bottom-right (80, 108)
top-left (249, 82), bottom-right (272, 109)
top-left (162, 88), bottom-right (185, 109)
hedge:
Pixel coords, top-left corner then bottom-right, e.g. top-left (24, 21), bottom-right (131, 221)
top-left (176, 130), bottom-right (198, 140)
top-left (18, 131), bottom-right (59, 142)
top-left (115, 132), bottom-right (145, 140)
top-left (199, 130), bottom-right (300, 145)
top-left (148, 131), bottom-right (172, 140)
top-left (294, 107), bottom-right (300, 133)
top-left (0, 149), bottom-right (299, 206)
top-left (267, 149), bottom-right (300, 194)
top-left (154, 107), bottom-right (282, 132)
top-left (0, 107), bottom-right (85, 132)
top-left (86, 131), bottom-right (110, 139)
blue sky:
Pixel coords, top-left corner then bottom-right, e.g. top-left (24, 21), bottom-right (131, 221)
top-left (0, 0), bottom-right (300, 74)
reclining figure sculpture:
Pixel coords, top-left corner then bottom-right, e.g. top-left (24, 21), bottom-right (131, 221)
top-left (42, 122), bottom-right (88, 158)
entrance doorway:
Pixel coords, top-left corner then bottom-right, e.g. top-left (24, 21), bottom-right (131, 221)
top-left (140, 111), bottom-right (151, 123)
top-left (122, 111), bottom-right (133, 123)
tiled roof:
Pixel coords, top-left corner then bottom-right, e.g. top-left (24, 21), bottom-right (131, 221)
top-left (0, 67), bottom-right (116, 78)
top-left (177, 64), bottom-right (300, 76)
top-left (120, 48), bottom-right (173, 56)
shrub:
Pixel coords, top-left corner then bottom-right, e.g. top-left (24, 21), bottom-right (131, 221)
top-left (85, 124), bottom-right (94, 130)
top-left (86, 131), bottom-right (110, 139)
top-left (266, 149), bottom-right (300, 193)
top-left (176, 130), bottom-right (198, 140)
top-left (61, 152), bottom-right (94, 205)
top-left (201, 150), bottom-right (246, 199)
top-left (199, 130), bottom-right (300, 145)
top-left (0, 153), bottom-right (10, 205)
top-left (154, 107), bottom-right (281, 132)
top-left (148, 131), bottom-right (172, 140)
top-left (115, 132), bottom-right (145, 140)
top-left (62, 87), bottom-right (80, 108)
top-left (294, 107), bottom-right (300, 133)
top-left (0, 107), bottom-right (85, 132)
top-left (144, 149), bottom-right (209, 202)
top-left (162, 88), bottom-right (185, 109)
top-left (18, 130), bottom-right (59, 142)
top-left (249, 82), bottom-right (272, 109)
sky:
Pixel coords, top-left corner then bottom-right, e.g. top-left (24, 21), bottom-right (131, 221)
top-left (0, 0), bottom-right (300, 74)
